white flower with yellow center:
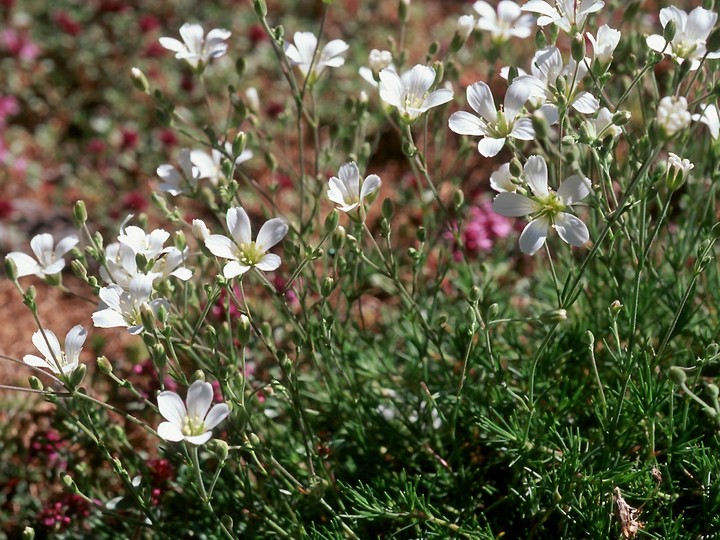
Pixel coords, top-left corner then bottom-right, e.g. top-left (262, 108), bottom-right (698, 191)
top-left (473, 0), bottom-right (535, 43)
top-left (157, 380), bottom-right (229, 446)
top-left (7, 233), bottom-right (78, 279)
top-left (205, 207), bottom-right (288, 279)
top-left (646, 6), bottom-right (720, 71)
top-left (92, 275), bottom-right (168, 335)
top-left (159, 23), bottom-right (231, 71)
top-left (284, 32), bottom-right (349, 82)
top-left (327, 161), bottom-right (381, 213)
top-left (448, 80), bottom-right (534, 157)
top-left (493, 155), bottom-right (591, 254)
top-left (379, 64), bottom-right (454, 123)
top-left (23, 325), bottom-right (87, 375)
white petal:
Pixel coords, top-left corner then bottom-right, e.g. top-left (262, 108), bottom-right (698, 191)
top-left (187, 380), bottom-right (213, 419)
top-left (42, 260), bottom-right (66, 276)
top-left (7, 252), bottom-right (41, 277)
top-left (55, 235), bottom-right (79, 258)
top-left (32, 329), bottom-right (61, 363)
top-left (449, 111), bottom-right (487, 136)
top-left (159, 37), bottom-right (185, 53)
top-left (23, 354), bottom-right (55, 372)
top-left (402, 65), bottom-right (436, 102)
top-left (92, 308), bottom-right (128, 329)
top-left (255, 253), bottom-right (281, 272)
top-left (360, 174), bottom-right (381, 199)
top-left (422, 88), bottom-right (454, 110)
top-left (477, 136), bottom-right (506, 157)
top-left (554, 212), bottom-right (589, 247)
top-left (64, 325), bottom-right (87, 363)
top-left (490, 163), bottom-right (516, 193)
top-left (504, 81), bottom-right (532, 119)
top-left (510, 118), bottom-right (535, 140)
top-left (524, 155), bottom-right (549, 196)
top-left (223, 261), bottom-right (250, 279)
top-left (226, 207), bottom-right (252, 245)
top-left (157, 421), bottom-right (185, 442)
top-left (645, 34), bottom-right (667, 54)
top-left (256, 218), bottom-right (288, 252)
top-left (338, 162), bottom-right (360, 201)
top-left (379, 69), bottom-right (404, 109)
top-left (519, 218), bottom-right (549, 255)
top-left (572, 91), bottom-right (600, 114)
top-left (558, 175), bottom-right (592, 204)
top-left (205, 234), bottom-right (236, 260)
top-left (30, 233), bottom-right (54, 262)
top-left (492, 193), bottom-right (541, 216)
top-left (522, 0), bottom-right (558, 18)
top-left (184, 432), bottom-right (213, 445)
top-left (466, 81), bottom-right (497, 122)
top-left (204, 403), bottom-right (230, 430)
top-left (157, 390), bottom-right (186, 425)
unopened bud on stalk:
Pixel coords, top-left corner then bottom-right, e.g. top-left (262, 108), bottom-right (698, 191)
top-left (584, 330), bottom-right (595, 347)
top-left (22, 527), bottom-right (35, 540)
top-left (221, 516), bottom-right (234, 530)
top-left (232, 131), bottom-right (247, 157)
top-left (211, 439), bottom-right (230, 461)
top-left (324, 210), bottom-right (339, 234)
top-left (706, 384), bottom-right (719, 399)
top-left (535, 29), bottom-right (547, 49)
top-left (62, 474), bottom-right (78, 493)
top-left (28, 376), bottom-right (43, 391)
top-left (97, 356), bottom-right (113, 375)
top-left (237, 315), bottom-right (251, 345)
top-left (666, 152), bottom-right (694, 191)
top-left (152, 344), bottom-right (167, 368)
top-left (612, 110), bottom-right (631, 126)
top-left (191, 370), bottom-right (206, 383)
top-left (453, 189), bottom-right (464, 210)
top-left (382, 198), bottom-right (394, 220)
top-left (468, 286), bottom-right (481, 303)
top-left (140, 304), bottom-right (155, 331)
top-left (4, 256), bottom-right (17, 281)
top-left (431, 61), bottom-right (444, 87)
top-left (130, 67), bottom-right (150, 93)
top-left (416, 226), bottom-right (426, 243)
top-left (540, 309), bottom-right (567, 324)
top-left (68, 364), bottom-right (87, 387)
top-left (706, 342), bottom-right (719, 356)
top-left (571, 33), bottom-right (585, 63)
top-left (487, 303), bottom-right (499, 319)
top-left (668, 366), bottom-right (687, 385)
top-left (253, 0), bottom-right (267, 18)
top-left (332, 226), bottom-right (346, 250)
top-left (321, 277), bottom-right (334, 298)
top-left (531, 112), bottom-right (549, 139)
top-left (399, 0), bottom-right (410, 23)
top-left (73, 200), bottom-right (87, 227)
top-left (663, 19), bottom-right (677, 43)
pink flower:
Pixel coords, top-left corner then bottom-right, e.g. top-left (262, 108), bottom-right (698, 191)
top-left (446, 201), bottom-right (512, 260)
top-left (0, 28), bottom-right (40, 60)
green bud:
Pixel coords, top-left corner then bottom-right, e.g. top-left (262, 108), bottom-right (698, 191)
top-left (61, 474), bottom-right (78, 493)
top-left (402, 139), bottom-right (417, 156)
top-left (277, 350), bottom-right (292, 370)
top-left (535, 29), bottom-right (547, 49)
top-left (712, 222), bottom-right (720, 239)
top-left (507, 66), bottom-right (519, 86)
top-left (4, 256), bottom-right (17, 281)
top-left (261, 321), bottom-right (273, 340)
top-left (249, 433), bottom-right (261, 447)
top-left (509, 158), bottom-right (523, 179)
top-left (321, 277), bottom-right (334, 298)
top-left (663, 19), bottom-right (677, 43)
top-left (706, 384), bottom-right (719, 399)
top-left (468, 286), bottom-right (482, 303)
top-left (332, 226), bottom-right (346, 250)
top-left (130, 67), bottom-right (150, 94)
top-left (531, 112), bottom-right (549, 139)
top-left (584, 330), bottom-right (595, 347)
top-left (221, 515), bottom-right (234, 531)
top-left (191, 370), bottom-right (206, 383)
top-left (28, 376), bottom-right (43, 391)
top-left (453, 189), bottom-right (464, 210)
top-left (73, 200), bottom-right (87, 227)
top-left (324, 210), bottom-right (339, 234)
top-left (612, 110), bottom-right (631, 126)
top-left (540, 309), bottom-right (567, 324)
top-left (571, 33), bottom-right (585, 63)
top-left (68, 364), bottom-right (87, 388)
top-left (431, 61), bottom-right (444, 86)
top-left (706, 342), bottom-right (719, 357)
top-left (382, 198), bottom-right (394, 220)
top-left (668, 366), bottom-right (687, 385)
top-left (416, 226), bottom-right (426, 243)
top-left (232, 131), bottom-right (247, 158)
top-left (253, 0), bottom-right (267, 18)
top-left (152, 344), bottom-right (167, 368)
top-left (235, 58), bottom-right (247, 80)
top-left (437, 313), bottom-right (449, 327)
top-left (22, 526), bottom-right (35, 540)
top-left (139, 304), bottom-right (155, 331)
top-left (487, 303), bottom-right (499, 319)
top-left (428, 41), bottom-right (440, 57)
top-left (399, 0), bottom-right (410, 23)
top-left (238, 315), bottom-right (251, 345)
top-left (70, 260), bottom-right (87, 280)
top-left (548, 22), bottom-right (559, 43)
top-left (211, 439), bottom-right (230, 461)
top-left (97, 356), bottom-right (113, 375)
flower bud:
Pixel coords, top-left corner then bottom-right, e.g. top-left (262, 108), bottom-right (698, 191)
top-left (666, 152), bottom-right (694, 191)
top-left (97, 355), bottom-right (113, 375)
top-left (22, 527), bottom-right (35, 540)
top-left (468, 286), bottom-right (481, 303)
top-left (62, 474), bottom-right (78, 493)
top-left (68, 364), bottom-right (87, 388)
top-left (663, 19), bottom-right (677, 43)
top-left (540, 309), bottom-right (567, 324)
top-left (221, 515), bottom-right (234, 530)
top-left (584, 330), bottom-right (595, 347)
top-left (253, 0), bottom-right (267, 18)
top-left (531, 111), bottom-right (549, 139)
top-left (73, 200), bottom-right (87, 227)
top-left (321, 277), bottom-right (334, 298)
top-left (4, 256), bottom-right (17, 281)
top-left (668, 366), bottom-right (687, 385)
top-left (535, 29), bottom-right (547, 49)
top-left (431, 61), bottom-right (444, 87)
top-left (453, 189), bottom-right (464, 210)
top-left (487, 303), bottom-right (499, 319)
top-left (139, 304), bottom-right (155, 331)
top-left (382, 198), bottom-right (394, 220)
top-left (399, 0), bottom-right (410, 23)
top-left (211, 439), bottom-right (230, 461)
top-left (571, 33), bottom-right (585, 63)
top-left (612, 110), bottom-right (631, 126)
top-left (28, 376), bottom-right (43, 391)
top-left (324, 209), bottom-right (339, 234)
top-left (237, 314), bottom-right (252, 345)
top-left (706, 384), bottom-right (719, 399)
top-left (232, 131), bottom-right (247, 158)
top-left (708, 26), bottom-right (720, 55)
top-left (191, 370), bottom-right (206, 383)
top-left (130, 67), bottom-right (150, 94)
top-left (416, 226), bottom-right (426, 243)
top-left (332, 226), bottom-right (346, 250)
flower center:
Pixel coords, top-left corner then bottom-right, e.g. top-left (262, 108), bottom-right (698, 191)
top-left (237, 242), bottom-right (263, 266)
top-left (673, 39), bottom-right (699, 59)
top-left (182, 414), bottom-right (205, 436)
top-left (534, 192), bottom-right (566, 222)
top-left (403, 92), bottom-right (426, 112)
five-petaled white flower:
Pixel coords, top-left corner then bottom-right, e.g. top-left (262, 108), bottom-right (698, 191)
top-left (646, 6), bottom-right (720, 71)
top-left (92, 275), bottom-right (168, 335)
top-left (587, 24), bottom-right (621, 67)
top-left (379, 64), bottom-right (454, 123)
top-left (159, 23), bottom-right (231, 71)
top-left (284, 32), bottom-right (349, 81)
top-left (205, 207), bottom-right (288, 279)
top-left (359, 49), bottom-right (395, 87)
top-left (157, 380), bottom-right (229, 445)
top-left (448, 80), bottom-right (534, 157)
top-left (585, 107), bottom-right (621, 141)
top-left (493, 155), bottom-right (591, 254)
top-left (473, 1), bottom-right (535, 43)
top-left (7, 233), bottom-right (79, 279)
top-left (23, 325), bottom-right (87, 375)
top-left (327, 162), bottom-right (381, 213)
top-left (190, 144), bottom-right (253, 186)
top-left (522, 0), bottom-right (604, 33)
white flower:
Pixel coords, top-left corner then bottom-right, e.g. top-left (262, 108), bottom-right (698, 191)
top-left (157, 148), bottom-right (200, 196)
top-left (448, 80), bottom-right (534, 157)
top-left (473, 1), bottom-right (535, 43)
top-left (157, 380), bottom-right (229, 445)
top-left (587, 24), bottom-right (620, 66)
top-left (493, 155), bottom-right (591, 254)
top-left (7, 233), bottom-right (79, 279)
top-left (692, 103), bottom-right (720, 140)
top-left (359, 50), bottom-right (395, 87)
top-left (666, 152), bottom-right (694, 189)
top-left (379, 64), bottom-right (454, 123)
top-left (522, 0), bottom-right (604, 33)
top-left (159, 23), bottom-right (231, 70)
top-left (490, 163), bottom-right (519, 192)
top-left (656, 96), bottom-right (691, 137)
top-left (151, 247), bottom-right (193, 282)
top-left (92, 275), bottom-right (168, 335)
top-left (284, 32), bottom-right (349, 80)
top-left (118, 226), bottom-right (170, 260)
top-left (191, 145), bottom-right (253, 186)
top-left (513, 46), bottom-right (599, 119)
top-left (192, 219), bottom-right (211, 242)
top-left (327, 162), bottom-right (381, 213)
top-left (205, 207), bottom-right (288, 279)
top-left (23, 325), bottom-right (86, 375)
top-left (646, 6), bottom-right (720, 71)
